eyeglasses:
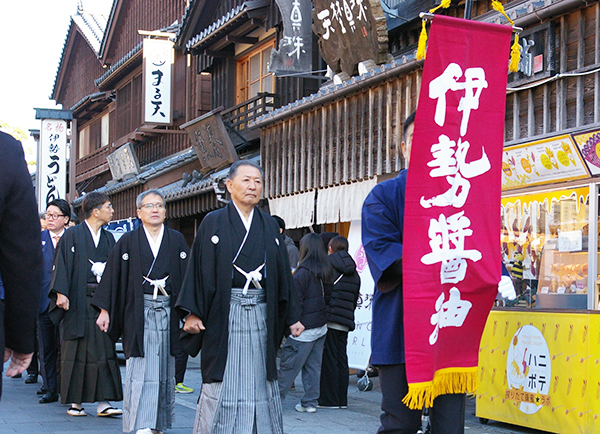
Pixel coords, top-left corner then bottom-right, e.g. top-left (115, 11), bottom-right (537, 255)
top-left (45, 213), bottom-right (66, 220)
top-left (141, 203), bottom-right (165, 210)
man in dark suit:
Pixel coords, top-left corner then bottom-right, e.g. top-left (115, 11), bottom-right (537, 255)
top-left (38, 199), bottom-right (71, 403)
top-left (0, 131), bottom-right (42, 398)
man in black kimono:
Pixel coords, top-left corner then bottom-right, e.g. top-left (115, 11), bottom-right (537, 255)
top-left (93, 189), bottom-right (189, 434)
top-left (50, 192), bottom-right (123, 417)
top-left (176, 160), bottom-right (304, 434)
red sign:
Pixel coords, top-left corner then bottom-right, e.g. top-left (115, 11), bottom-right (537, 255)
top-left (402, 15), bottom-right (512, 408)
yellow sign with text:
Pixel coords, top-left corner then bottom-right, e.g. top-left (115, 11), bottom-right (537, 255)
top-left (477, 309), bottom-right (600, 433)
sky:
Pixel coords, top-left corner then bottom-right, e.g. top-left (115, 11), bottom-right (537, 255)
top-left (0, 1), bottom-right (83, 160)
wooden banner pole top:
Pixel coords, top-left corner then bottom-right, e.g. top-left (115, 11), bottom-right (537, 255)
top-left (418, 12), bottom-right (523, 33)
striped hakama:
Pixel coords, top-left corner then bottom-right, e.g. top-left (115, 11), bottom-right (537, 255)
top-left (123, 295), bottom-right (175, 433)
top-left (194, 288), bottom-right (283, 434)
top-left (60, 284), bottom-right (123, 404)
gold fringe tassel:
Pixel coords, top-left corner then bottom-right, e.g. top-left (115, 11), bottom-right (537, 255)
top-left (416, 0), bottom-right (451, 60)
top-left (402, 368), bottom-right (478, 410)
top-left (508, 36), bottom-right (521, 72)
top-left (491, 0), bottom-right (521, 72)
top-left (416, 20), bottom-right (428, 60)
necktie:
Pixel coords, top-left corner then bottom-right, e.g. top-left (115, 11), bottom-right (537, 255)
top-left (53, 235), bottom-right (61, 248)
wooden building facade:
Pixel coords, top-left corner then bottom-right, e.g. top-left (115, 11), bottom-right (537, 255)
top-left (51, 0), bottom-right (214, 234)
top-left (254, 0), bottom-right (600, 231)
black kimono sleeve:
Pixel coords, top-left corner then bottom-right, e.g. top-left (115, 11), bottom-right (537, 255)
top-left (47, 228), bottom-right (76, 326)
top-left (91, 235), bottom-right (129, 344)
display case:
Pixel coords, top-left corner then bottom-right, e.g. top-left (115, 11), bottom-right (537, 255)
top-left (536, 237), bottom-right (596, 309)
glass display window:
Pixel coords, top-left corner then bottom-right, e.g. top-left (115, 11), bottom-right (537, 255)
top-left (501, 187), bottom-right (591, 309)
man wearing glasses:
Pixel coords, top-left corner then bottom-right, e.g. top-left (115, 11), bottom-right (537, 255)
top-left (93, 190), bottom-right (189, 434)
top-left (50, 192), bottom-right (123, 417)
top-left (37, 199), bottom-right (70, 404)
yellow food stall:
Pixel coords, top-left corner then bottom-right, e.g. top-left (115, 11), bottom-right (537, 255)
top-left (476, 131), bottom-right (600, 433)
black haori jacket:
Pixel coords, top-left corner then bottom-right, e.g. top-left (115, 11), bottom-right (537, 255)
top-left (175, 202), bottom-right (301, 383)
top-left (91, 225), bottom-right (189, 358)
top-left (49, 223), bottom-right (115, 340)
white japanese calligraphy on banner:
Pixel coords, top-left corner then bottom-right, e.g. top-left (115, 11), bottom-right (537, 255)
top-left (143, 38), bottom-right (173, 124)
top-left (38, 119), bottom-right (68, 212)
top-left (420, 62), bottom-right (492, 344)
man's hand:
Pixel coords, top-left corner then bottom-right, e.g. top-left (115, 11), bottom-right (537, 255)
top-left (96, 309), bottom-right (110, 332)
top-left (56, 293), bottom-right (70, 310)
top-left (498, 275), bottom-right (516, 300)
top-left (289, 321), bottom-right (304, 337)
top-left (183, 314), bottom-right (206, 334)
top-left (4, 349), bottom-right (33, 378)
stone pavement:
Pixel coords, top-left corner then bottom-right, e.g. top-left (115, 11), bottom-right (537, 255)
top-left (1, 358), bottom-right (551, 434)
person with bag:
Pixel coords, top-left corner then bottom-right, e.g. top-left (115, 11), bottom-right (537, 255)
top-left (278, 233), bottom-right (333, 413)
top-left (318, 235), bottom-right (360, 409)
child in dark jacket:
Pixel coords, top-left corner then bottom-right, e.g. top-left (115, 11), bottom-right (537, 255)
top-left (318, 236), bottom-right (361, 408)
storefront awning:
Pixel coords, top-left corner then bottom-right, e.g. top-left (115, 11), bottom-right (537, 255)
top-left (316, 179), bottom-right (377, 225)
top-left (268, 190), bottom-right (315, 230)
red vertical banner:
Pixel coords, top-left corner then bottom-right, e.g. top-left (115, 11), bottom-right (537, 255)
top-left (403, 15), bottom-right (512, 408)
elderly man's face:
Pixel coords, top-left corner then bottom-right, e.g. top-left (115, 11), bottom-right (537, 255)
top-left (137, 193), bottom-right (166, 228)
top-left (226, 165), bottom-right (263, 209)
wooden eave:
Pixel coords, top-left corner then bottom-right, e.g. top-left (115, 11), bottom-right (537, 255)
top-left (98, 0), bottom-right (125, 67)
top-left (72, 91), bottom-right (115, 124)
top-left (186, 1), bottom-right (269, 55)
top-left (95, 45), bottom-right (143, 91)
top-left (175, 0), bottom-right (220, 50)
top-left (53, 25), bottom-right (103, 101)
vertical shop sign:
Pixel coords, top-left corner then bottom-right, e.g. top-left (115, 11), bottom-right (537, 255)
top-left (402, 15), bottom-right (513, 408)
top-left (346, 220), bottom-right (375, 370)
top-left (38, 119), bottom-right (67, 211)
top-left (143, 38), bottom-right (173, 124)
top-left (270, 0), bottom-right (312, 73)
top-left (312, 0), bottom-right (389, 76)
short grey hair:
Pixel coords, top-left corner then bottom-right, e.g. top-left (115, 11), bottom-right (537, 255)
top-left (136, 189), bottom-right (165, 209)
top-left (227, 160), bottom-right (264, 181)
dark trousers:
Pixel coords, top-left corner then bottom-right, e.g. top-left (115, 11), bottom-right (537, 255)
top-left (38, 309), bottom-right (60, 391)
top-left (318, 328), bottom-right (349, 407)
top-left (377, 364), bottom-right (466, 434)
top-left (172, 329), bottom-right (188, 384)
top-left (26, 323), bottom-right (39, 377)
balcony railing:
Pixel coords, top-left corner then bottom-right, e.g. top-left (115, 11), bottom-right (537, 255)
top-left (221, 92), bottom-right (277, 132)
top-left (75, 145), bottom-right (110, 182)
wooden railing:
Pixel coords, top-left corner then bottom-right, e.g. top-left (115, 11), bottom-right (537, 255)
top-left (75, 146), bottom-right (110, 182)
top-left (221, 92), bottom-right (277, 132)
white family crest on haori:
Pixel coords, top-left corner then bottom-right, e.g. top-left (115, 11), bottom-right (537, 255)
top-left (211, 235), bottom-right (219, 244)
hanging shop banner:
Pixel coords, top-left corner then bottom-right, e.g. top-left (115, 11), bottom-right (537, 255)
top-left (38, 119), bottom-right (68, 212)
top-left (346, 220), bottom-right (375, 370)
top-left (502, 135), bottom-right (589, 190)
top-left (402, 15), bottom-right (512, 408)
top-left (270, 0), bottom-right (312, 73)
top-left (181, 109), bottom-right (239, 174)
top-left (143, 38), bottom-right (173, 124)
top-left (571, 129), bottom-right (600, 176)
top-left (312, 0), bottom-right (389, 76)
top-left (478, 310), bottom-right (600, 434)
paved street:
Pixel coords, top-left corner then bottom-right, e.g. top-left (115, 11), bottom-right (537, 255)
top-left (1, 358), bottom-right (551, 434)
